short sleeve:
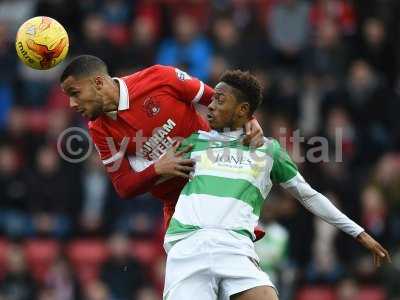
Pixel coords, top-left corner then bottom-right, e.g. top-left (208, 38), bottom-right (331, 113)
top-left (159, 65), bottom-right (214, 106)
top-left (270, 140), bottom-right (298, 183)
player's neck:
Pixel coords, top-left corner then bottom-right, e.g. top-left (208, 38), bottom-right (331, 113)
top-left (214, 119), bottom-right (247, 132)
top-left (215, 126), bottom-right (243, 133)
top-left (103, 79), bottom-right (120, 112)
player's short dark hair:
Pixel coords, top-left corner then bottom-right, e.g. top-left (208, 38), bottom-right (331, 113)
top-left (219, 70), bottom-right (263, 115)
top-left (60, 55), bottom-right (108, 83)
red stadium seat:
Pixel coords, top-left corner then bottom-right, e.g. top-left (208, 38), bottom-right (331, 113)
top-left (130, 239), bottom-right (163, 266)
top-left (296, 286), bottom-right (335, 300)
top-left (67, 239), bottom-right (109, 285)
top-left (24, 239), bottom-right (60, 283)
top-left (0, 239), bottom-right (9, 280)
top-left (358, 286), bottom-right (386, 300)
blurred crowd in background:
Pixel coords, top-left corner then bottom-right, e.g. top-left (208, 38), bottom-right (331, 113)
top-left (1, 0), bottom-right (400, 299)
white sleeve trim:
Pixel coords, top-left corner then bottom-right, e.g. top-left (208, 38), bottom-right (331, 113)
top-left (281, 173), bottom-right (364, 238)
top-left (128, 155), bottom-right (167, 185)
top-left (102, 151), bottom-right (124, 165)
top-left (127, 155), bottom-right (154, 172)
top-left (192, 81), bottom-right (204, 103)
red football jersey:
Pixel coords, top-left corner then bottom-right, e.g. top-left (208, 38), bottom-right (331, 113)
top-left (88, 65), bottom-right (213, 226)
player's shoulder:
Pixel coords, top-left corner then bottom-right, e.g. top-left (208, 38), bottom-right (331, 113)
top-left (143, 64), bottom-right (192, 80)
top-left (263, 137), bottom-right (279, 148)
top-left (261, 137), bottom-right (285, 158)
top-left (141, 64), bottom-right (173, 75)
top-left (126, 65), bottom-right (178, 83)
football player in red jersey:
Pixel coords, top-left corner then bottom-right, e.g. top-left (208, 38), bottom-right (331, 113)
top-left (60, 55), bottom-right (265, 238)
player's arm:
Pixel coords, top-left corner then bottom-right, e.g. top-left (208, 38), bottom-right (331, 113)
top-left (90, 128), bottom-right (158, 198)
top-left (160, 65), bottom-right (214, 106)
top-left (91, 128), bottom-right (195, 199)
top-left (270, 140), bottom-right (391, 266)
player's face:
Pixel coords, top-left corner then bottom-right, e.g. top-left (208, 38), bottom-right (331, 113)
top-left (61, 76), bottom-right (104, 120)
top-left (207, 82), bottom-right (241, 130)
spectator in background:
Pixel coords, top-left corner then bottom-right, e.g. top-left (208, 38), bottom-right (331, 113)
top-left (99, 0), bottom-right (132, 47)
top-left (370, 154), bottom-right (400, 246)
top-left (304, 19), bottom-right (350, 81)
top-left (0, 108), bottom-right (42, 166)
top-left (16, 64), bottom-right (62, 107)
top-left (157, 13), bottom-right (213, 80)
top-left (358, 18), bottom-right (397, 87)
top-left (0, 24), bottom-right (15, 130)
top-left (0, 83), bottom-right (12, 130)
top-left (268, 0), bottom-right (310, 67)
top-left (336, 278), bottom-right (360, 300)
top-left (84, 280), bottom-right (110, 300)
top-left (44, 256), bottom-right (82, 300)
top-left (298, 72), bottom-right (322, 137)
top-left (28, 145), bottom-right (73, 237)
top-left (162, 0), bottom-right (211, 33)
top-left (208, 55), bottom-right (230, 87)
top-left (135, 286), bottom-right (160, 300)
top-left (360, 185), bottom-right (389, 245)
top-left (267, 74), bottom-right (300, 123)
top-left (0, 0), bottom-right (36, 33)
top-left (211, 16), bottom-right (241, 68)
top-left (307, 192), bottom-right (344, 283)
top-left (255, 199), bottom-right (289, 287)
top-left (0, 22), bottom-right (17, 84)
top-left (323, 106), bottom-right (357, 164)
top-left (116, 16), bottom-right (157, 73)
top-left (100, 233), bottom-right (146, 300)
top-left (100, 0), bottom-right (131, 25)
top-left (0, 144), bottom-right (32, 237)
top-left (79, 152), bottom-right (111, 235)
top-left (0, 244), bottom-right (37, 300)
top-left (77, 14), bottom-right (116, 72)
top-left (382, 247), bottom-right (400, 299)
top-left (309, 0), bottom-right (356, 35)
top-left (345, 60), bottom-right (395, 162)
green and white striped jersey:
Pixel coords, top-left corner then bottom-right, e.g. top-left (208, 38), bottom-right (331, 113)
top-left (165, 129), bottom-right (297, 247)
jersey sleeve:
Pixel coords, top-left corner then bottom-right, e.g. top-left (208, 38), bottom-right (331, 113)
top-left (270, 139), bottom-right (298, 183)
top-left (159, 65), bottom-right (214, 106)
top-left (89, 125), bottom-right (160, 199)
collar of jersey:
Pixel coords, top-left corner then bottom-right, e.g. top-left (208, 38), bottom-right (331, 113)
top-left (198, 129), bottom-right (244, 141)
top-left (106, 77), bottom-right (129, 120)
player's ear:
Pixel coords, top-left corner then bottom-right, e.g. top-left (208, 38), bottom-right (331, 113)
top-left (238, 102), bottom-right (250, 117)
top-left (94, 76), bottom-right (103, 90)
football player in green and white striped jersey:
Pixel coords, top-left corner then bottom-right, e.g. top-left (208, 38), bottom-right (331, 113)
top-left (163, 70), bottom-right (390, 300)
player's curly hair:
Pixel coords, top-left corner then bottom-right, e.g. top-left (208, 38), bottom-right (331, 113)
top-left (219, 70), bottom-right (263, 115)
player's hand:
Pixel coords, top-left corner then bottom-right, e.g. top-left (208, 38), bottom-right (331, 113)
top-left (154, 142), bottom-right (195, 179)
top-left (356, 231), bottom-right (391, 267)
top-left (243, 118), bottom-right (264, 148)
top-left (254, 225), bottom-right (266, 242)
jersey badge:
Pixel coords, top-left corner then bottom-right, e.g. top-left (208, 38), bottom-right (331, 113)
top-left (175, 68), bottom-right (191, 81)
top-left (142, 97), bottom-right (160, 117)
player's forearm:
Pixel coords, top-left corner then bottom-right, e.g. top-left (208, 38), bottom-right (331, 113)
top-left (111, 164), bottom-right (159, 199)
top-left (281, 173), bottom-right (364, 237)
